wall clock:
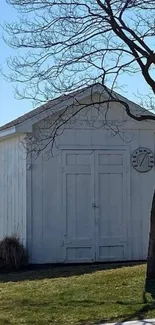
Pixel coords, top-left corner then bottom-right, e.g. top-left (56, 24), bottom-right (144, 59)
top-left (131, 147), bottom-right (154, 173)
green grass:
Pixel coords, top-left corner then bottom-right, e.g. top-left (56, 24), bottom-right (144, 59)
top-left (0, 263), bottom-right (154, 325)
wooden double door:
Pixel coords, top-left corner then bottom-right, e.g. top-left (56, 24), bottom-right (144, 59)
top-left (61, 149), bottom-right (130, 262)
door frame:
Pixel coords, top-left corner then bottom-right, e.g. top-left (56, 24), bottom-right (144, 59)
top-left (58, 145), bottom-right (131, 262)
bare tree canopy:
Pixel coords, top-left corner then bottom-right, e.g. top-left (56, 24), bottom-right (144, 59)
top-left (3, 0), bottom-right (155, 109)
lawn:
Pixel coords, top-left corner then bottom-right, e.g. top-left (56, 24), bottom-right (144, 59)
top-left (0, 263), bottom-right (154, 325)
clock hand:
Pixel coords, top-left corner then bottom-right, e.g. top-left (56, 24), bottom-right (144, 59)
top-left (139, 153), bottom-right (147, 167)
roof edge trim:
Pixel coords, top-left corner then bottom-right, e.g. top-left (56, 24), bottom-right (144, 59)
top-left (0, 126), bottom-right (28, 140)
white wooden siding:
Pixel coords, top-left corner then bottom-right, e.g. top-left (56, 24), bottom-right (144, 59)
top-left (30, 149), bottom-right (63, 263)
top-left (29, 101), bottom-right (155, 263)
top-left (0, 136), bottom-right (27, 245)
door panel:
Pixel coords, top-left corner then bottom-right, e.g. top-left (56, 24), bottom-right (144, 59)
top-left (95, 151), bottom-right (128, 261)
top-left (62, 150), bottom-right (95, 262)
top-left (66, 173), bottom-right (92, 240)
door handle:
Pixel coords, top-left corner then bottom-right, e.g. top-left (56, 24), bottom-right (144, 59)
top-left (92, 203), bottom-right (99, 208)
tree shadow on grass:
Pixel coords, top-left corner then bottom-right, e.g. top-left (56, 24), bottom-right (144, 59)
top-left (70, 279), bottom-right (155, 324)
top-left (77, 298), bottom-right (155, 325)
top-left (107, 279), bottom-right (155, 324)
top-left (119, 300), bottom-right (155, 323)
top-left (0, 261), bottom-right (145, 283)
top-left (73, 295), bottom-right (155, 324)
top-left (103, 280), bottom-right (155, 324)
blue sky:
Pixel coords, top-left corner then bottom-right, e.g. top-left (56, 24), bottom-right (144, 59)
top-left (0, 0), bottom-right (33, 126)
top-left (0, 0), bottom-right (152, 126)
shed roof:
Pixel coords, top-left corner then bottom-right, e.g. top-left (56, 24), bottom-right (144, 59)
top-left (0, 95), bottom-right (66, 131)
top-left (0, 83), bottom-right (152, 132)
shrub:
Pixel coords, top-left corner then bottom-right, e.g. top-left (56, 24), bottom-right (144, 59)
top-left (0, 235), bottom-right (28, 271)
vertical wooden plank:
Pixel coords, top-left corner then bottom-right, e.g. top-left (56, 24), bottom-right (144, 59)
top-left (139, 130), bottom-right (155, 259)
top-left (0, 141), bottom-right (4, 238)
top-left (0, 136), bottom-right (27, 245)
top-left (76, 173), bottom-right (92, 239)
top-left (3, 140), bottom-right (8, 237)
top-left (26, 147), bottom-right (32, 254)
top-left (92, 129), bottom-right (108, 146)
top-left (31, 154), bottom-right (43, 263)
top-left (66, 173), bottom-right (76, 240)
top-left (74, 129), bottom-right (92, 146)
top-left (129, 130), bottom-right (142, 260)
top-left (109, 173), bottom-right (123, 238)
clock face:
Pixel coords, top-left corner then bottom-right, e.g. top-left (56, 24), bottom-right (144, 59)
top-left (131, 147), bottom-right (154, 173)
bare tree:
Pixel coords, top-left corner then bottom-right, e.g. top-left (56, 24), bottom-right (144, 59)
top-left (3, 0), bottom-right (155, 278)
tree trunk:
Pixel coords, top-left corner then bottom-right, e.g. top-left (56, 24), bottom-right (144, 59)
top-left (146, 191), bottom-right (155, 280)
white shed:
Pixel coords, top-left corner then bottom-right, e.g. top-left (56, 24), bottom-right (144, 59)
top-left (0, 84), bottom-right (154, 264)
